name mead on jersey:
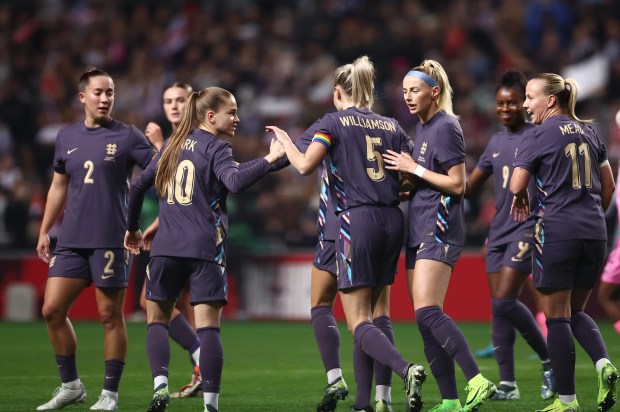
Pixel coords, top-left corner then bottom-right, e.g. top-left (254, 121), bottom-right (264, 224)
top-left (558, 122), bottom-right (584, 135)
top-left (339, 116), bottom-right (396, 132)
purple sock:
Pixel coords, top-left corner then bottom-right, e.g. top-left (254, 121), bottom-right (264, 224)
top-left (491, 298), bottom-right (518, 382)
top-left (546, 318), bottom-right (575, 395)
top-left (311, 306), bottom-right (341, 373)
top-left (197, 327), bottom-right (223, 393)
top-left (416, 306), bottom-right (479, 381)
top-left (353, 339), bottom-right (374, 409)
top-left (373, 316), bottom-right (394, 386)
top-left (103, 359), bottom-right (125, 392)
top-left (55, 354), bottom-right (78, 383)
top-left (169, 314), bottom-right (200, 365)
top-left (354, 321), bottom-right (409, 380)
top-left (146, 322), bottom-right (170, 379)
top-left (417, 318), bottom-right (458, 399)
top-left (501, 298), bottom-right (549, 359)
top-left (571, 310), bottom-right (609, 363)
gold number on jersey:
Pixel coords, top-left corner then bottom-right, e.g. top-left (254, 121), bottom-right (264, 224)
top-left (502, 165), bottom-right (509, 189)
top-left (84, 160), bottom-right (94, 184)
top-left (103, 250), bottom-right (115, 275)
top-left (166, 159), bottom-right (196, 205)
top-left (515, 241), bottom-right (530, 259)
top-left (565, 143), bottom-right (592, 189)
top-left (365, 135), bottom-right (385, 181)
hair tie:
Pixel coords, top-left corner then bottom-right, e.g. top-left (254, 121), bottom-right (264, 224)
top-left (406, 70), bottom-right (439, 88)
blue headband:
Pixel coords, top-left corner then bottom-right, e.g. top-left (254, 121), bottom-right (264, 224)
top-left (406, 71), bottom-right (439, 88)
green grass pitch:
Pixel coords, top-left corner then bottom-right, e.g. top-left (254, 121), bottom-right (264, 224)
top-left (1, 321), bottom-right (618, 411)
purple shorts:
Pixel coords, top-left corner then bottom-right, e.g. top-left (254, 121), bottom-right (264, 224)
top-left (485, 242), bottom-right (532, 274)
top-left (146, 256), bottom-right (227, 304)
top-left (314, 240), bottom-right (337, 275)
top-left (406, 242), bottom-right (462, 269)
top-left (533, 240), bottom-right (606, 289)
top-left (48, 246), bottom-right (130, 288)
top-left (602, 239), bottom-right (620, 284)
top-left (336, 206), bottom-right (403, 290)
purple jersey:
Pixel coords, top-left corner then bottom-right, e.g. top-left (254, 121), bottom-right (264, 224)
top-left (128, 129), bottom-right (271, 266)
top-left (476, 124), bottom-right (536, 246)
top-left (408, 112), bottom-right (466, 247)
top-left (53, 119), bottom-right (155, 248)
top-left (514, 114), bottom-right (608, 243)
top-left (312, 107), bottom-right (413, 211)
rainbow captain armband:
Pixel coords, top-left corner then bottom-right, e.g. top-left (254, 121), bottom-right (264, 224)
top-left (312, 132), bottom-right (333, 149)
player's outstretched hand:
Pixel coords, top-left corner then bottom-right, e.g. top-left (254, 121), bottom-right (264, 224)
top-left (510, 195), bottom-right (530, 222)
top-left (124, 230), bottom-right (144, 255)
top-left (265, 126), bottom-right (292, 145)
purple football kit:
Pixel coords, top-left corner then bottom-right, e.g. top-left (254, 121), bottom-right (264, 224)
top-left (405, 112), bottom-right (466, 269)
top-left (127, 129), bottom-right (272, 303)
top-left (311, 106), bottom-right (413, 289)
top-left (514, 114), bottom-right (608, 289)
top-left (476, 124), bottom-right (536, 274)
top-left (48, 118), bottom-right (156, 287)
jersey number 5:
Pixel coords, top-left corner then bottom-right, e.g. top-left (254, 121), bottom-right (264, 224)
top-left (366, 135), bottom-right (385, 181)
top-left (166, 159), bottom-right (196, 205)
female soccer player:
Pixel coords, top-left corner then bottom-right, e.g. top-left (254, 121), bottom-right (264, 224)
top-left (274, 125), bottom-right (397, 412)
top-left (36, 67), bottom-right (160, 411)
top-left (267, 55), bottom-right (426, 412)
top-left (384, 60), bottom-right (496, 412)
top-left (511, 73), bottom-right (618, 412)
top-left (599, 163), bottom-right (620, 335)
top-left (465, 71), bottom-right (555, 401)
top-left (136, 82), bottom-right (205, 398)
top-left (124, 87), bottom-right (284, 412)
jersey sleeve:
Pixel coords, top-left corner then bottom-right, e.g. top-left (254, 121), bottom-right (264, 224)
top-left (513, 128), bottom-right (538, 173)
top-left (129, 126), bottom-right (157, 169)
top-left (53, 130), bottom-right (66, 174)
top-left (213, 142), bottom-right (270, 193)
top-left (435, 122), bottom-right (466, 169)
top-left (127, 155), bottom-right (158, 231)
top-left (476, 136), bottom-right (495, 174)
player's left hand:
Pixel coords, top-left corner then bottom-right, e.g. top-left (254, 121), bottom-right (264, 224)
top-left (265, 126), bottom-right (292, 145)
top-left (510, 195), bottom-right (530, 222)
top-left (383, 150), bottom-right (416, 173)
top-left (124, 230), bottom-right (144, 255)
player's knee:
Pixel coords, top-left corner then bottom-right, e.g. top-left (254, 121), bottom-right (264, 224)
top-left (98, 307), bottom-right (124, 330)
top-left (41, 303), bottom-right (66, 324)
top-left (491, 297), bottom-right (517, 317)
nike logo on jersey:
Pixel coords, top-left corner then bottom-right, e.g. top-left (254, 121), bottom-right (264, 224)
top-left (101, 274), bottom-right (115, 279)
top-left (510, 256), bottom-right (525, 262)
top-left (67, 148), bottom-right (78, 154)
top-left (492, 152), bottom-right (500, 158)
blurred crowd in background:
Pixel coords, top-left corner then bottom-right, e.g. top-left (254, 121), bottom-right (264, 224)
top-left (1, 0), bottom-right (620, 253)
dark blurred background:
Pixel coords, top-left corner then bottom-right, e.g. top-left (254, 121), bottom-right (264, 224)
top-left (1, 0), bottom-right (620, 254)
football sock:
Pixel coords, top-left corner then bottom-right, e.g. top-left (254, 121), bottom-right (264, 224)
top-left (146, 322), bottom-right (170, 379)
top-left (197, 327), bottom-right (223, 393)
top-left (353, 321), bottom-right (409, 380)
top-left (571, 310), bottom-right (609, 364)
top-left (311, 306), bottom-right (341, 373)
top-left (417, 313), bottom-right (458, 399)
top-left (55, 354), bottom-right (78, 383)
top-left (416, 306), bottom-right (479, 380)
top-left (103, 359), bottom-right (125, 392)
top-left (373, 316), bottom-right (394, 387)
top-left (546, 318), bottom-right (575, 395)
top-left (353, 339), bottom-right (374, 409)
top-left (169, 314), bottom-right (201, 365)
